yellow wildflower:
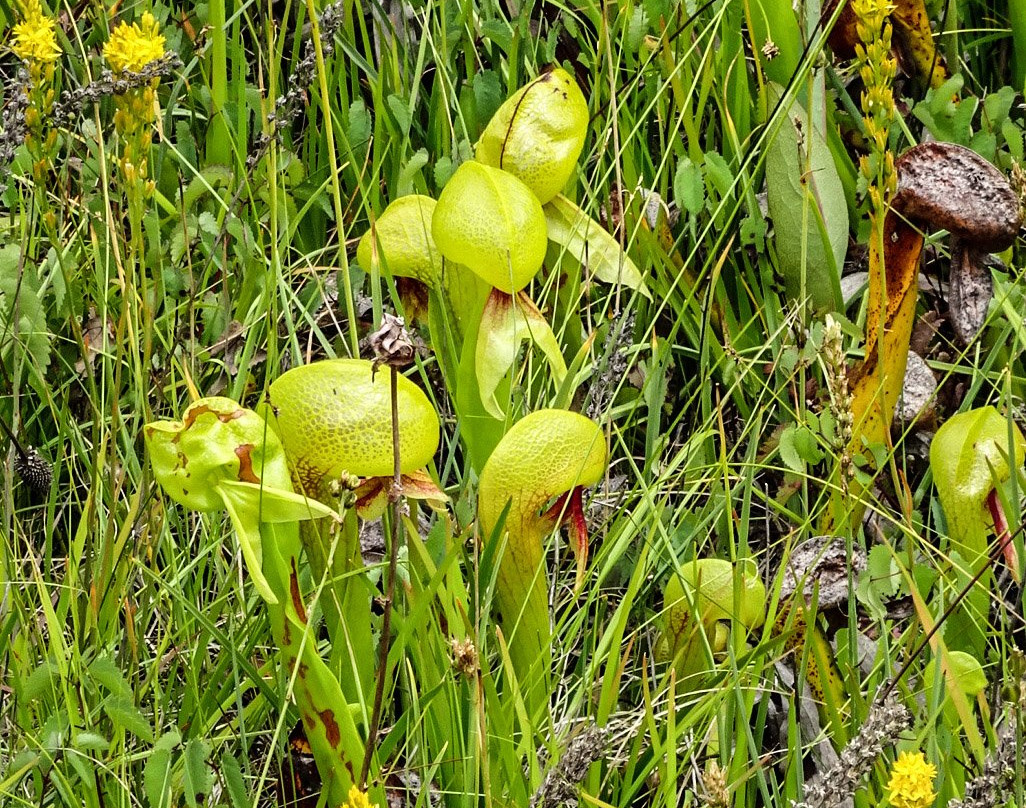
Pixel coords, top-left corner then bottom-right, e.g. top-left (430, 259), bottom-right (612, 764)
top-left (851, 0), bottom-right (894, 40)
top-left (103, 12), bottom-right (165, 73)
top-left (887, 751), bottom-right (937, 808)
top-left (342, 785), bottom-right (379, 808)
top-left (10, 0), bottom-right (61, 64)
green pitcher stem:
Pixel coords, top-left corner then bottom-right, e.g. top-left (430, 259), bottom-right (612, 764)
top-left (299, 511), bottom-right (375, 700)
top-left (263, 522), bottom-right (379, 804)
top-left (494, 531), bottom-right (553, 723)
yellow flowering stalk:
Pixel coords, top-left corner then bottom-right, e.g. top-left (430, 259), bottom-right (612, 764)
top-left (103, 12), bottom-right (166, 207)
top-left (9, 0), bottom-right (61, 182)
top-left (887, 751), bottom-right (937, 808)
top-left (821, 0), bottom-right (900, 532)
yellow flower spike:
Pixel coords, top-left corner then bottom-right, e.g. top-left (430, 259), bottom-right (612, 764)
top-left (103, 11), bottom-right (166, 73)
top-left (886, 751), bottom-right (936, 808)
top-left (478, 409), bottom-right (606, 714)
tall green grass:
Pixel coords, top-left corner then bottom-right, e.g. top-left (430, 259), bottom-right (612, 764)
top-left (1, 0), bottom-right (1025, 806)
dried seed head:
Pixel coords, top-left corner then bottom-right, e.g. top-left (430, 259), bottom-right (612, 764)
top-left (0, 67), bottom-right (32, 194)
top-left (701, 761), bottom-right (730, 808)
top-left (449, 636), bottom-right (479, 678)
top-left (370, 313), bottom-right (416, 369)
top-left (51, 53), bottom-right (182, 128)
top-left (531, 723), bottom-right (610, 808)
top-left (793, 694), bottom-right (911, 808)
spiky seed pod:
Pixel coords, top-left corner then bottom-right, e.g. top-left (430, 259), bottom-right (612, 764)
top-left (13, 445), bottom-right (52, 495)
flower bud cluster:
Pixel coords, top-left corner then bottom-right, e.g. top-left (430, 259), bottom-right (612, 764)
top-left (822, 315), bottom-right (854, 489)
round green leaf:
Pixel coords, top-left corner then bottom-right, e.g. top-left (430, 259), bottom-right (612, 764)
top-left (266, 359), bottom-right (440, 483)
top-left (924, 650), bottom-right (987, 698)
top-left (432, 161), bottom-right (547, 293)
top-left (356, 195), bottom-right (443, 286)
top-left (475, 68), bottom-right (588, 204)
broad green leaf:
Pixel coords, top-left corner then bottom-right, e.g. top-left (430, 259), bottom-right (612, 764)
top-left (5, 750), bottom-right (39, 782)
top-left (347, 99), bottom-right (371, 152)
top-left (702, 151), bottom-right (734, 201)
top-left (103, 697), bottom-right (154, 742)
top-left (397, 148), bottom-right (429, 196)
top-left (673, 157), bottom-right (705, 216)
top-left (145, 397), bottom-right (293, 512)
top-left (73, 732), bottom-right (110, 751)
top-left (984, 86), bottom-right (1016, 128)
top-left (183, 738), bottom-right (214, 807)
top-left (868, 544), bottom-right (901, 597)
top-left (928, 651), bottom-right (987, 698)
top-left (144, 730), bottom-right (181, 808)
top-left (432, 161), bottom-right (548, 293)
top-left (778, 425), bottom-right (804, 473)
top-left (356, 196), bottom-right (442, 286)
top-left (930, 406), bottom-right (1026, 565)
top-left (475, 290), bottom-right (567, 418)
top-left (0, 245), bottom-right (52, 376)
top-left (87, 656), bottom-right (133, 700)
top-left (385, 94), bottom-right (411, 136)
top-left (1002, 118), bottom-right (1024, 161)
top-left (765, 87), bottom-right (847, 312)
top-left (221, 753), bottom-right (249, 808)
top-left (475, 68), bottom-right (588, 203)
top-left (625, 5), bottom-right (648, 51)
top-left (20, 661), bottom-right (57, 703)
top-left (472, 69), bottom-right (503, 126)
top-left (793, 424), bottom-right (825, 465)
top-left (544, 195), bottom-right (650, 297)
top-left (480, 20), bottom-right (513, 53)
top-left (65, 752), bottom-right (96, 790)
top-left (739, 215), bottom-right (768, 250)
